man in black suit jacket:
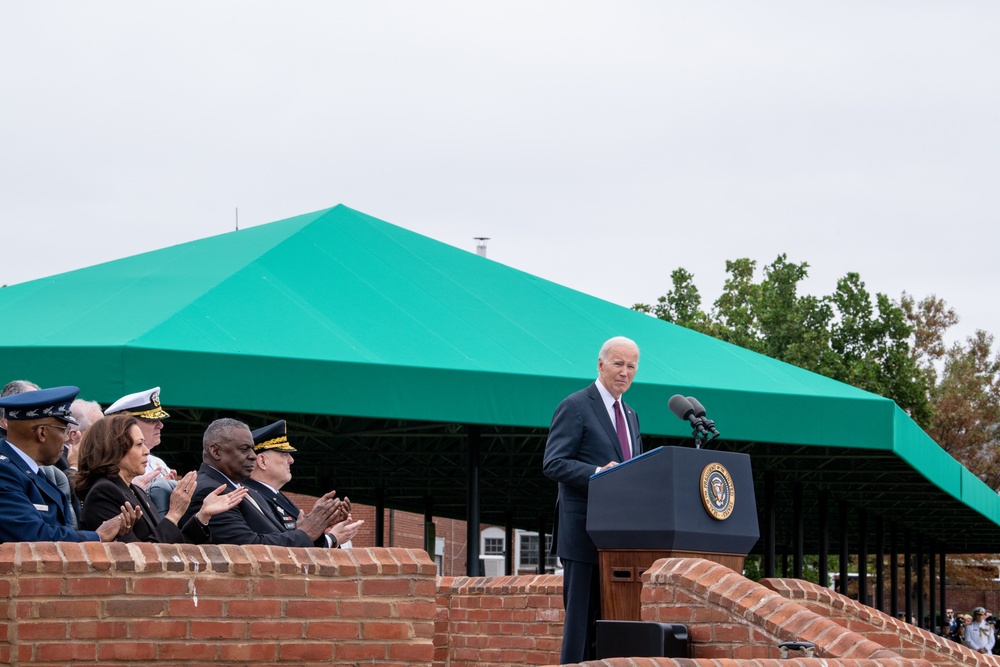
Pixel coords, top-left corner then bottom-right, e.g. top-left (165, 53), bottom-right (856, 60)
top-left (179, 417), bottom-right (346, 546)
top-left (543, 336), bottom-right (642, 664)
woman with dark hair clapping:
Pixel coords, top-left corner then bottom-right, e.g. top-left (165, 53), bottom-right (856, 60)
top-left (77, 414), bottom-right (246, 543)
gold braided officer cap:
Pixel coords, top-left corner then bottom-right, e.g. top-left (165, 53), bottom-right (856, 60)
top-left (251, 419), bottom-right (297, 453)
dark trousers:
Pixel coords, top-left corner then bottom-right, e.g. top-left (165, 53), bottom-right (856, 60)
top-left (560, 557), bottom-right (600, 664)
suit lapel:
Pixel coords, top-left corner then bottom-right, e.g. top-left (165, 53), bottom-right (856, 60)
top-left (199, 464), bottom-right (284, 530)
top-left (244, 485), bottom-right (286, 531)
top-left (587, 385), bottom-right (619, 451)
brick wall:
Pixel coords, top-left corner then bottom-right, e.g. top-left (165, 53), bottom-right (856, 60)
top-left (8, 546), bottom-right (992, 667)
top-left (762, 577), bottom-right (1000, 667)
top-left (430, 557), bottom-right (953, 667)
top-left (435, 574), bottom-right (564, 666)
top-left (0, 541), bottom-right (437, 667)
top-left (548, 659), bottom-right (928, 667)
top-left (641, 558), bottom-right (901, 661)
top-left (284, 494), bottom-right (473, 576)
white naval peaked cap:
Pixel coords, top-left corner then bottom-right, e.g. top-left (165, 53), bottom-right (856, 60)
top-left (104, 386), bottom-right (170, 419)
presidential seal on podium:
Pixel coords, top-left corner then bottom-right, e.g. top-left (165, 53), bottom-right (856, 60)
top-left (700, 462), bottom-right (735, 520)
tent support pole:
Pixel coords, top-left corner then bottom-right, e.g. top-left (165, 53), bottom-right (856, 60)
top-left (764, 471), bottom-right (776, 578)
top-left (375, 487), bottom-right (385, 547)
top-left (466, 424), bottom-right (482, 576)
top-left (875, 514), bottom-right (885, 612)
top-left (424, 496), bottom-right (434, 559)
top-left (939, 545), bottom-right (947, 629)
top-left (858, 507), bottom-right (868, 606)
top-left (890, 522), bottom-right (899, 618)
top-left (929, 542), bottom-right (937, 633)
top-left (537, 514), bottom-right (547, 575)
top-left (793, 483), bottom-right (804, 579)
top-left (504, 511), bottom-right (514, 576)
top-left (838, 500), bottom-right (849, 597)
top-left (818, 491), bottom-right (829, 588)
top-left (917, 534), bottom-right (925, 629)
top-left (904, 528), bottom-right (913, 624)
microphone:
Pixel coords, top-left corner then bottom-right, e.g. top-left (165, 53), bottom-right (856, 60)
top-left (668, 394), bottom-right (706, 433)
top-left (686, 396), bottom-right (721, 438)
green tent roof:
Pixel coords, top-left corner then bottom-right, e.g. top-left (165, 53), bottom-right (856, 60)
top-left (2, 204), bottom-right (997, 549)
top-left (0, 205), bottom-right (890, 431)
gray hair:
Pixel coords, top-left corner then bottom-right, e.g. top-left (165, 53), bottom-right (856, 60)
top-left (599, 336), bottom-right (639, 361)
top-left (1, 380), bottom-right (41, 420)
top-left (1, 380), bottom-right (40, 397)
top-left (203, 417), bottom-right (250, 452)
top-left (70, 399), bottom-right (104, 432)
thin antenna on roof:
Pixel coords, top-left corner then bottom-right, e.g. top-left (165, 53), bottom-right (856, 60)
top-left (236, 207), bottom-right (239, 231)
top-left (474, 237), bottom-right (490, 257)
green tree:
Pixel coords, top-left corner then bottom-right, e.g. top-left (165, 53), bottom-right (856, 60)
top-left (639, 256), bottom-right (1000, 591)
top-left (632, 268), bottom-right (706, 331)
top-left (710, 257), bottom-right (762, 350)
top-left (827, 274), bottom-right (931, 426)
top-left (636, 254), bottom-right (930, 426)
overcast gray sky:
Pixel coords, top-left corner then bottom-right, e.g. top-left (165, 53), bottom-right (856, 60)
top-left (2, 2), bottom-right (997, 348)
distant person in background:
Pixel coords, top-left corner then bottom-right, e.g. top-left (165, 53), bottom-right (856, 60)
top-left (57, 397), bottom-right (106, 522)
top-left (244, 419), bottom-right (363, 548)
top-left (944, 608), bottom-right (960, 642)
top-left (965, 607), bottom-right (995, 654)
top-left (104, 387), bottom-right (177, 514)
top-left (76, 413), bottom-right (244, 543)
top-left (0, 380), bottom-right (41, 437)
top-left (66, 399), bottom-right (105, 467)
top-left (957, 613), bottom-right (971, 644)
top-left (0, 386), bottom-right (137, 543)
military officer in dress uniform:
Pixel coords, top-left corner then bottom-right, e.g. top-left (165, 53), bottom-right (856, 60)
top-left (0, 386), bottom-right (138, 543)
top-left (244, 420), bottom-right (363, 548)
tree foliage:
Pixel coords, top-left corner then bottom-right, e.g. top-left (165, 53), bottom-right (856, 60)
top-left (637, 254), bottom-right (1000, 487)
top-left (926, 331), bottom-right (1000, 487)
top-left (638, 258), bottom-right (1000, 593)
top-left (901, 293), bottom-right (959, 388)
top-left (635, 254), bottom-right (932, 427)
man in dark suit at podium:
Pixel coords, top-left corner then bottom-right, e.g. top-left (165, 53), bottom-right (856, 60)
top-left (543, 336), bottom-right (643, 664)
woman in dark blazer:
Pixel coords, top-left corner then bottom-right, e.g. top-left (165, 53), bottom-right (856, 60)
top-left (76, 414), bottom-right (245, 543)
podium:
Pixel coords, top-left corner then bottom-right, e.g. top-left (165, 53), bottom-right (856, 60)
top-left (587, 446), bottom-right (759, 620)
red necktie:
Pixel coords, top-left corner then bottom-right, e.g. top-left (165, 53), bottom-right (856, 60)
top-left (614, 400), bottom-right (631, 461)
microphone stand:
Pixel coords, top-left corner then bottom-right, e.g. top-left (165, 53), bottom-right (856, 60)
top-left (691, 420), bottom-right (721, 449)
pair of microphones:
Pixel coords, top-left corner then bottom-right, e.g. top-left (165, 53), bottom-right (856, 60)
top-left (668, 394), bottom-right (721, 442)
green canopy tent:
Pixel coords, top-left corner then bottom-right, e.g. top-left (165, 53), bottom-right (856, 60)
top-left (2, 205), bottom-right (998, 577)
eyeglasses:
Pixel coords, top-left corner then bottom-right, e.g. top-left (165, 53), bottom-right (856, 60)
top-left (31, 423), bottom-right (72, 436)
